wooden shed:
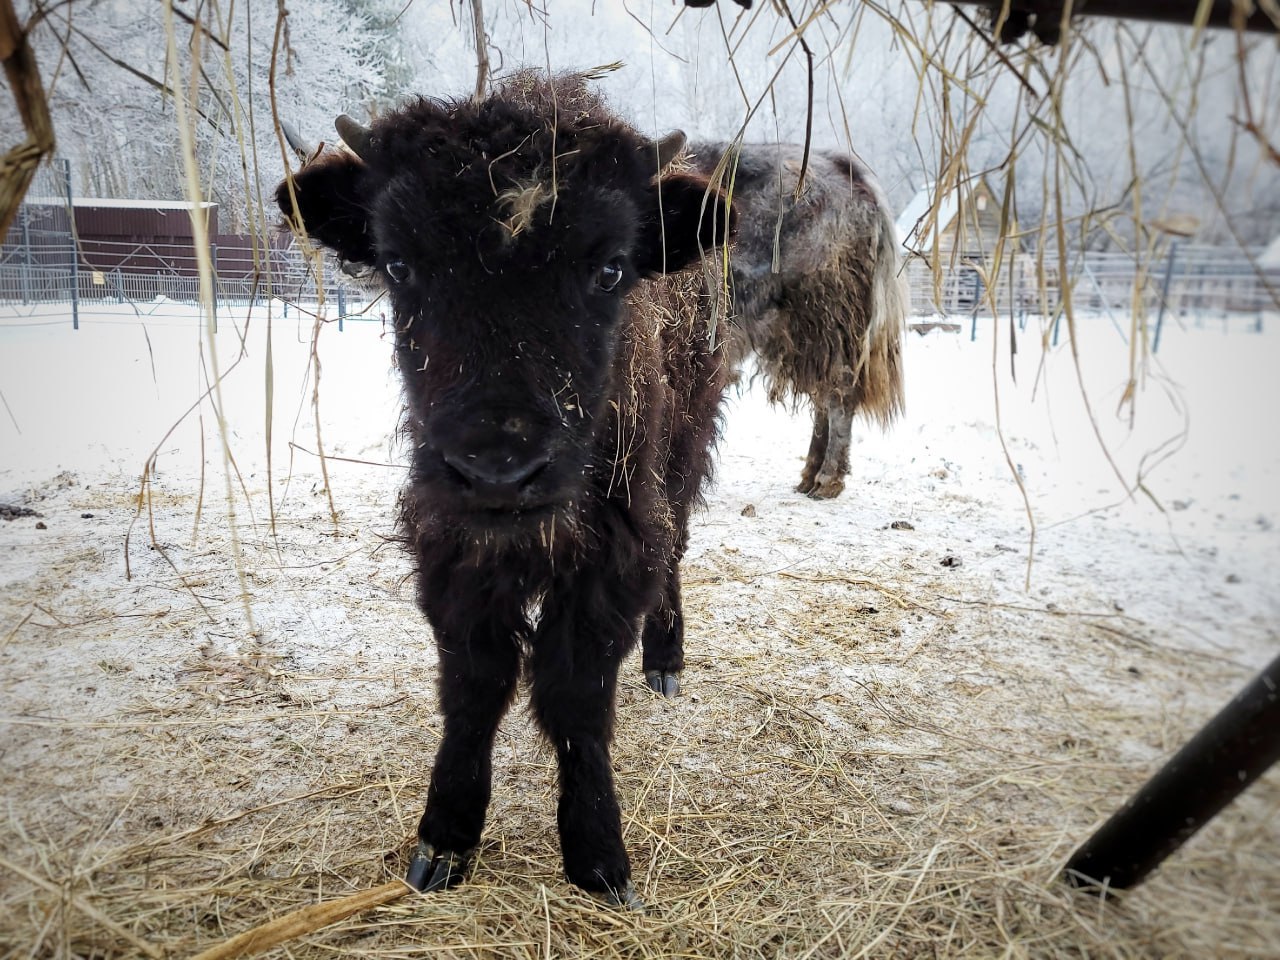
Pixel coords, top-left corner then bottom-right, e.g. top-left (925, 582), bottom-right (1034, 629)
top-left (896, 178), bottom-right (1008, 260)
top-left (896, 179), bottom-right (1028, 315)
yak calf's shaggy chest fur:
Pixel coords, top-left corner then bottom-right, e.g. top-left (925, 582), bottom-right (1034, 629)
top-left (276, 73), bottom-right (731, 907)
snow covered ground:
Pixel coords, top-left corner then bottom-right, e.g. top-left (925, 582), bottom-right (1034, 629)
top-left (1, 301), bottom-right (1277, 955)
top-left (3, 301), bottom-right (1276, 658)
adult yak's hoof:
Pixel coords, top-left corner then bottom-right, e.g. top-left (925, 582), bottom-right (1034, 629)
top-left (805, 476), bottom-right (845, 499)
top-left (405, 842), bottom-right (470, 892)
top-left (599, 880), bottom-right (646, 912)
top-left (644, 670), bottom-right (681, 699)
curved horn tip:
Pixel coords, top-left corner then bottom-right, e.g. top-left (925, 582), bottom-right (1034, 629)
top-left (335, 114), bottom-right (373, 158)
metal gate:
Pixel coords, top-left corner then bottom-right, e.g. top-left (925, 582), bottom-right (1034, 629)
top-left (0, 159), bottom-right (77, 320)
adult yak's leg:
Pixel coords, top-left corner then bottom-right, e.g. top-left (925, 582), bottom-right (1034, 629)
top-left (641, 566), bottom-right (683, 699)
top-left (531, 579), bottom-right (644, 909)
top-left (797, 403), bottom-right (830, 495)
top-left (407, 608), bottom-right (522, 892)
top-left (808, 400), bottom-right (852, 499)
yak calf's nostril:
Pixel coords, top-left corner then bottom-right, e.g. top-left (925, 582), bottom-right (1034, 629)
top-left (519, 457), bottom-right (550, 490)
top-left (442, 449), bottom-right (551, 497)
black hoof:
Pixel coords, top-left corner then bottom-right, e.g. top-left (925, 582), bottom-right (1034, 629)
top-left (601, 880), bottom-right (645, 912)
top-left (644, 670), bottom-right (681, 699)
top-left (405, 842), bottom-right (470, 892)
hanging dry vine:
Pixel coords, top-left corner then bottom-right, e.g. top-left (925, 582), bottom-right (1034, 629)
top-left (0, 0), bottom-right (56, 236)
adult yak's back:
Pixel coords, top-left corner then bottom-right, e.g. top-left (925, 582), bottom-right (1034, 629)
top-left (692, 142), bottom-right (908, 499)
top-left (276, 72), bottom-right (732, 909)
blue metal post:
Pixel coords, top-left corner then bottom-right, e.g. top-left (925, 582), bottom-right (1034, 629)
top-left (1153, 241), bottom-right (1179, 354)
top-left (970, 270), bottom-right (984, 342)
top-left (338, 284), bottom-right (346, 332)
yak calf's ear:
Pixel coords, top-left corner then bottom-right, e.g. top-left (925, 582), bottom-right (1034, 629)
top-left (635, 173), bottom-right (735, 276)
top-left (275, 153), bottom-right (375, 266)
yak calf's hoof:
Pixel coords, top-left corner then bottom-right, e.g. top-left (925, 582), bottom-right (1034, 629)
top-left (405, 842), bottom-right (470, 892)
top-left (598, 880), bottom-right (645, 912)
top-left (644, 670), bottom-right (681, 699)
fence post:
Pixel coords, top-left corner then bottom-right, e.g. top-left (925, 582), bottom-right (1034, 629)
top-left (969, 270), bottom-right (984, 342)
top-left (337, 284), bottom-right (346, 332)
top-left (19, 208), bottom-right (32, 305)
top-left (62, 158), bottom-right (79, 330)
top-left (210, 242), bottom-right (218, 333)
top-left (1153, 241), bottom-right (1179, 354)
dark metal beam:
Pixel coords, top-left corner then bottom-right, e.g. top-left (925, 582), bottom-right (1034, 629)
top-left (942, 1), bottom-right (1279, 34)
top-left (1064, 651), bottom-right (1280, 891)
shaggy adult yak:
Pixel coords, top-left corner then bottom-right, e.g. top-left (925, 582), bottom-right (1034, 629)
top-left (690, 142), bottom-right (908, 499)
top-left (275, 74), bottom-right (732, 909)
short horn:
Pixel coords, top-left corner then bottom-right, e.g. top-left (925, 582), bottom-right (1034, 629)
top-left (280, 119), bottom-right (313, 161)
top-left (335, 114), bottom-right (372, 159)
top-left (654, 129), bottom-right (687, 171)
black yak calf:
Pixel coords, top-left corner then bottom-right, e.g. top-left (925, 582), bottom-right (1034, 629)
top-left (276, 73), bottom-right (732, 908)
top-left (691, 143), bottom-right (907, 499)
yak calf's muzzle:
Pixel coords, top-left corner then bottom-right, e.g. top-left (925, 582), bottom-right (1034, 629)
top-left (441, 446), bottom-right (553, 504)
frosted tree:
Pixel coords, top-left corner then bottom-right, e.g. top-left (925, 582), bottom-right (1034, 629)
top-left (11, 0), bottom-right (393, 229)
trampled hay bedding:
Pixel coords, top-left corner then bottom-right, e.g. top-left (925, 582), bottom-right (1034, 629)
top-left (0, 473), bottom-right (1276, 958)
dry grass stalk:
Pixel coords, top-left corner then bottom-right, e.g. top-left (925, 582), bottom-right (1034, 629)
top-left (188, 880), bottom-right (408, 960)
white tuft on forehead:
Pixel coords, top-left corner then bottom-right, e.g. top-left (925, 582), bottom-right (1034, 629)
top-left (496, 178), bottom-right (555, 240)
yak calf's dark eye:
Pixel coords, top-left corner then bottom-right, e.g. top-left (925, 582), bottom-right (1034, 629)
top-left (386, 260), bottom-right (410, 284)
top-left (595, 261), bottom-right (623, 292)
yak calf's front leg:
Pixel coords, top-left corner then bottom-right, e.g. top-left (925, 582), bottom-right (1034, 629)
top-left (530, 628), bottom-right (641, 909)
top-left (408, 628), bottom-right (519, 892)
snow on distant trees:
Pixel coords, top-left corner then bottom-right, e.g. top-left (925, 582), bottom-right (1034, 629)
top-left (13, 0), bottom-right (396, 230)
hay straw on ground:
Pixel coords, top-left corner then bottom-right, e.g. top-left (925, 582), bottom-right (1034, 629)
top-left (1, 508), bottom-right (1276, 959)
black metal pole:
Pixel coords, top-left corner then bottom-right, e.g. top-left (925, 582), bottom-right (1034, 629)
top-left (210, 242), bottom-right (218, 333)
top-left (1064, 651), bottom-right (1280, 892)
top-left (939, 1), bottom-right (1279, 34)
top-left (62, 159), bottom-right (78, 330)
top-left (19, 208), bottom-right (32, 305)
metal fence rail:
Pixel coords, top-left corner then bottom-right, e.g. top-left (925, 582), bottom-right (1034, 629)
top-left (2, 161), bottom-right (1276, 334)
top-left (906, 245), bottom-right (1279, 323)
top-left (0, 161), bottom-right (376, 325)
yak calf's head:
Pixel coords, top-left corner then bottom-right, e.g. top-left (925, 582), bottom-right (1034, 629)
top-left (276, 79), bottom-right (731, 534)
